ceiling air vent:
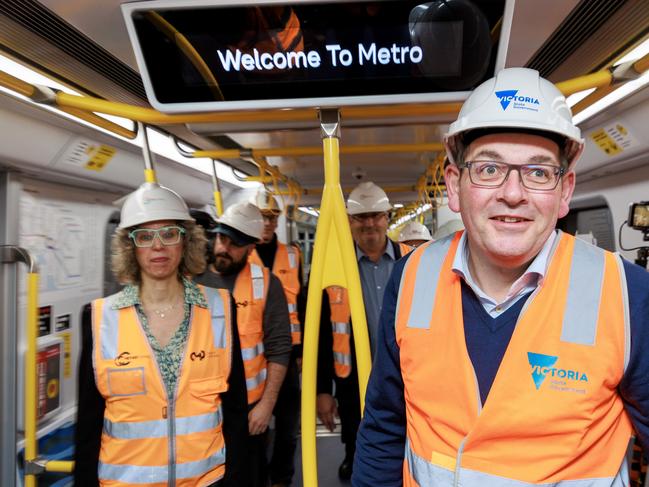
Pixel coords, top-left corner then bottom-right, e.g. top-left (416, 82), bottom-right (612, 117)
top-left (0, 0), bottom-right (146, 103)
top-left (525, 0), bottom-right (646, 81)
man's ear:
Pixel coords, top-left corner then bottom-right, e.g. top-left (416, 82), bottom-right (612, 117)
top-left (445, 163), bottom-right (462, 213)
top-left (558, 170), bottom-right (576, 219)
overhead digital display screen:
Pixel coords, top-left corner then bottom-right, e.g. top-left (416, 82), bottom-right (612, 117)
top-left (122, 0), bottom-right (508, 112)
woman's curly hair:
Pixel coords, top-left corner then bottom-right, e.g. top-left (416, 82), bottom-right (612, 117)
top-left (111, 221), bottom-right (207, 284)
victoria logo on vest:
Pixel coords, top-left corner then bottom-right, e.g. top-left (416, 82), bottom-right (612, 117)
top-left (527, 352), bottom-right (589, 393)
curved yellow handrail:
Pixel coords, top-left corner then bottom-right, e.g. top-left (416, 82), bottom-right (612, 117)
top-left (301, 113), bottom-right (372, 486)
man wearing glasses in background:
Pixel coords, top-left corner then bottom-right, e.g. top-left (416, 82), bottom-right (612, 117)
top-left (316, 181), bottom-right (411, 480)
top-left (352, 68), bottom-right (649, 486)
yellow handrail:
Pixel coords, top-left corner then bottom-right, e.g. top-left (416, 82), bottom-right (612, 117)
top-left (194, 142), bottom-right (444, 159)
top-left (301, 110), bottom-right (372, 486)
top-left (24, 272), bottom-right (39, 487)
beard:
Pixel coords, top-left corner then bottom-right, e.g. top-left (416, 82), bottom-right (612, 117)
top-left (213, 252), bottom-right (248, 276)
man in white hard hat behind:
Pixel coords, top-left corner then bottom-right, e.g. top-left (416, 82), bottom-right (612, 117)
top-left (316, 181), bottom-right (411, 480)
top-left (353, 67), bottom-right (649, 486)
top-left (397, 221), bottom-right (433, 248)
top-left (195, 202), bottom-right (291, 487)
top-left (249, 189), bottom-right (304, 487)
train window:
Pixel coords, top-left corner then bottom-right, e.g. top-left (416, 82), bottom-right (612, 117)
top-left (122, 0), bottom-right (506, 111)
top-left (558, 196), bottom-right (616, 252)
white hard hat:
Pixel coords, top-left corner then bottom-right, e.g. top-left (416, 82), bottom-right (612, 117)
top-left (250, 189), bottom-right (281, 215)
top-left (398, 221), bottom-right (433, 243)
top-left (118, 182), bottom-right (193, 229)
top-left (215, 202), bottom-right (263, 241)
top-left (347, 181), bottom-right (392, 215)
top-left (433, 219), bottom-right (465, 240)
top-left (444, 67), bottom-right (584, 167)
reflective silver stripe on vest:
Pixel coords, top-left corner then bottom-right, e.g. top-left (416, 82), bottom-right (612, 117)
top-left (202, 286), bottom-right (227, 349)
top-left (333, 352), bottom-right (351, 366)
top-left (104, 410), bottom-right (223, 439)
top-left (100, 296), bottom-right (119, 360)
top-left (615, 254), bottom-right (631, 371)
top-left (332, 321), bottom-right (350, 334)
top-left (287, 246), bottom-right (297, 268)
top-left (250, 263), bottom-right (265, 300)
top-left (561, 238), bottom-right (605, 346)
top-left (246, 368), bottom-right (267, 390)
top-left (288, 303), bottom-right (297, 313)
top-left (398, 236), bottom-right (453, 330)
top-left (98, 446), bottom-right (225, 483)
top-left (290, 323), bottom-right (300, 333)
top-left (241, 342), bottom-right (265, 361)
top-left (405, 438), bottom-right (627, 486)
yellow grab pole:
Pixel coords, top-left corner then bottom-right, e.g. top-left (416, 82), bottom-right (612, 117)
top-left (301, 109), bottom-right (372, 487)
top-left (139, 123), bottom-right (158, 183)
top-left (211, 160), bottom-right (224, 216)
top-left (44, 461), bottom-right (75, 473)
top-left (24, 272), bottom-right (39, 487)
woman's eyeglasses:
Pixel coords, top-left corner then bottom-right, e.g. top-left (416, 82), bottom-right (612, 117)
top-left (128, 225), bottom-right (186, 247)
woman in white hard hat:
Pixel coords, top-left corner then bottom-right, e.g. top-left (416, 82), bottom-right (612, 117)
top-left (397, 221), bottom-right (433, 248)
top-left (74, 183), bottom-right (233, 487)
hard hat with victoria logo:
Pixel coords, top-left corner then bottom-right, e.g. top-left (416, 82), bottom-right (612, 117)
top-left (444, 67), bottom-right (584, 167)
top-left (250, 189), bottom-right (281, 215)
top-left (347, 181), bottom-right (392, 215)
top-left (118, 182), bottom-right (193, 229)
top-left (398, 221), bottom-right (433, 243)
top-left (215, 201), bottom-right (264, 242)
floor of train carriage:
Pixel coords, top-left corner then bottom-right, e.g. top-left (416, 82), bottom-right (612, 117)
top-left (268, 418), bottom-right (349, 487)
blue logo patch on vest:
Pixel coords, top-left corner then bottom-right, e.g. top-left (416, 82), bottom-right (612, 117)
top-left (527, 352), bottom-right (558, 389)
top-left (495, 90), bottom-right (540, 112)
top-left (527, 352), bottom-right (589, 390)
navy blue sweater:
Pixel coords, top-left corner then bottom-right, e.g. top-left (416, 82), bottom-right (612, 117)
top-left (352, 255), bottom-right (649, 486)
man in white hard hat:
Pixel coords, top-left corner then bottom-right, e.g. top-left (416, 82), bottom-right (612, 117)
top-left (249, 189), bottom-right (304, 487)
top-left (353, 67), bottom-right (649, 486)
top-left (398, 221), bottom-right (433, 248)
top-left (317, 181), bottom-right (412, 480)
top-left (195, 202), bottom-right (291, 487)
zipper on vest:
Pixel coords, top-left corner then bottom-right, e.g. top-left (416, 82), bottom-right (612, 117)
top-left (168, 401), bottom-right (177, 487)
top-left (454, 438), bottom-right (467, 487)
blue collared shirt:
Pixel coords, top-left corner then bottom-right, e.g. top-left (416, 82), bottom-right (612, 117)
top-left (357, 240), bottom-right (398, 356)
top-left (452, 231), bottom-right (557, 317)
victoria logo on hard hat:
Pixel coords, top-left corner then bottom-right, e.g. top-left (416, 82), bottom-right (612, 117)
top-left (495, 90), bottom-right (540, 112)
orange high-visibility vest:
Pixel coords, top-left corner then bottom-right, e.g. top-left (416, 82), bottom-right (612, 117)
top-left (396, 231), bottom-right (632, 486)
top-left (328, 241), bottom-right (412, 378)
top-left (251, 242), bottom-right (302, 345)
top-left (233, 262), bottom-right (269, 404)
top-left (92, 285), bottom-right (232, 487)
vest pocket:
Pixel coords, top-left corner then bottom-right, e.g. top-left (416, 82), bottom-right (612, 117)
top-left (190, 376), bottom-right (227, 400)
top-left (106, 367), bottom-right (146, 396)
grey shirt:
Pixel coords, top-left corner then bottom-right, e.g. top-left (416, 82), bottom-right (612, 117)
top-left (356, 240), bottom-right (398, 356)
top-left (195, 270), bottom-right (292, 366)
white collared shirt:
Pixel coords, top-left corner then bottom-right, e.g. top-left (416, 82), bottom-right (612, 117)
top-left (451, 231), bottom-right (557, 317)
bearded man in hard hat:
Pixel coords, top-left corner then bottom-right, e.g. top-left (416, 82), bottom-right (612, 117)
top-left (317, 181), bottom-right (411, 480)
top-left (195, 201), bottom-right (291, 487)
top-left (353, 67), bottom-right (649, 486)
top-left (248, 189), bottom-right (304, 487)
top-left (398, 221), bottom-right (433, 248)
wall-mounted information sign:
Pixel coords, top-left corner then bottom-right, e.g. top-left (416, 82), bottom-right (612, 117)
top-left (122, 0), bottom-right (508, 112)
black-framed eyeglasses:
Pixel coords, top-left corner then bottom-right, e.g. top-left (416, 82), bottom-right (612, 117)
top-left (350, 212), bottom-right (388, 223)
top-left (459, 161), bottom-right (565, 191)
top-left (129, 225), bottom-right (186, 247)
